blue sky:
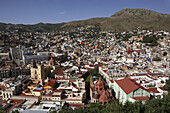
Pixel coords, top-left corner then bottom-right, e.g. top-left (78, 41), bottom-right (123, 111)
top-left (0, 0), bottom-right (170, 24)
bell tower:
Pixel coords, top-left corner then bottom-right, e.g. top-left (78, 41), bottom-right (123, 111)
top-left (30, 60), bottom-right (45, 83)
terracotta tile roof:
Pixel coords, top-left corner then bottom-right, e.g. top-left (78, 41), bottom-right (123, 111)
top-left (115, 78), bottom-right (139, 94)
top-left (145, 68), bottom-right (151, 74)
top-left (0, 85), bottom-right (6, 90)
top-left (29, 101), bottom-right (36, 109)
top-left (10, 99), bottom-right (25, 103)
top-left (132, 96), bottom-right (149, 101)
top-left (110, 80), bottom-right (113, 83)
top-left (11, 77), bottom-right (15, 81)
top-left (44, 79), bottom-right (56, 87)
top-left (9, 99), bottom-right (25, 112)
top-left (85, 67), bottom-right (94, 70)
top-left (33, 89), bottom-right (42, 92)
top-left (54, 89), bottom-right (63, 92)
top-left (146, 88), bottom-right (160, 93)
top-left (159, 87), bottom-right (165, 91)
top-left (103, 70), bottom-right (108, 73)
top-left (131, 80), bottom-right (149, 92)
top-left (126, 49), bottom-right (133, 54)
top-left (69, 80), bottom-right (76, 82)
top-left (151, 73), bottom-right (162, 76)
top-left (56, 78), bottom-right (68, 80)
top-left (93, 63), bottom-right (103, 67)
top-left (144, 81), bottom-right (150, 83)
top-left (77, 72), bottom-right (82, 74)
top-left (69, 103), bottom-right (84, 108)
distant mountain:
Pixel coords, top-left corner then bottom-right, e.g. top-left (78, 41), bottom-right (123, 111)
top-left (63, 8), bottom-right (170, 32)
top-left (0, 23), bottom-right (65, 32)
top-left (0, 8), bottom-right (170, 32)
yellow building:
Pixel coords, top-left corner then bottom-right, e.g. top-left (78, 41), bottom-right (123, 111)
top-left (30, 60), bottom-right (45, 84)
top-left (30, 58), bottom-right (60, 84)
top-left (32, 89), bottom-right (43, 97)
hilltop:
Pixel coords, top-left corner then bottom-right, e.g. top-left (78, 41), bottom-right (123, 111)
top-left (0, 8), bottom-right (170, 32)
top-left (63, 8), bottom-right (170, 32)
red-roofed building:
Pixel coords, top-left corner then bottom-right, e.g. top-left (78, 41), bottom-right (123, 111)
top-left (145, 87), bottom-right (165, 98)
top-left (146, 87), bottom-right (160, 93)
top-left (131, 96), bottom-right (149, 101)
top-left (69, 103), bottom-right (85, 108)
top-left (44, 79), bottom-right (56, 88)
top-left (126, 49), bottom-right (133, 54)
top-left (8, 99), bottom-right (25, 112)
top-left (113, 78), bottom-right (150, 104)
top-left (115, 78), bottom-right (139, 94)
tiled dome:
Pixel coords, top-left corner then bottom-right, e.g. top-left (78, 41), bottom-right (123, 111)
top-left (93, 94), bottom-right (100, 99)
top-left (99, 91), bottom-right (108, 102)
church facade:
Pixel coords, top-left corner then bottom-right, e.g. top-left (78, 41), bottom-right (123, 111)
top-left (90, 76), bottom-right (113, 104)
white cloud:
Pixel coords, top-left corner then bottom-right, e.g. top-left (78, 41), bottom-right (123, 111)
top-left (59, 12), bottom-right (66, 15)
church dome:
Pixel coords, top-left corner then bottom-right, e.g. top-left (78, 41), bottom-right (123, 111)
top-left (99, 91), bottom-right (108, 102)
top-left (99, 89), bottom-right (104, 95)
top-left (93, 94), bottom-right (100, 99)
top-left (95, 77), bottom-right (104, 87)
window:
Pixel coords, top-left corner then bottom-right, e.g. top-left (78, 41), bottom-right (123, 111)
top-left (134, 90), bottom-right (140, 96)
top-left (6, 93), bottom-right (8, 98)
top-left (122, 96), bottom-right (124, 100)
top-left (35, 71), bottom-right (37, 79)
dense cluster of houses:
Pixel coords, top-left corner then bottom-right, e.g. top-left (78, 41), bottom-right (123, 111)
top-left (0, 27), bottom-right (169, 112)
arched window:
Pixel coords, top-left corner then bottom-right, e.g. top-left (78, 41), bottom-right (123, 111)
top-left (35, 71), bottom-right (37, 79)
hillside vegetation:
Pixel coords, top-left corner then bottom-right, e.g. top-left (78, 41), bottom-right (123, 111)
top-left (0, 8), bottom-right (170, 32)
top-left (63, 8), bottom-right (170, 32)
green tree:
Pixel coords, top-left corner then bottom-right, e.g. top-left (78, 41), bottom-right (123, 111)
top-left (163, 52), bottom-right (167, 56)
top-left (12, 110), bottom-right (19, 113)
top-left (152, 56), bottom-right (161, 61)
top-left (85, 70), bottom-right (101, 84)
top-left (143, 36), bottom-right (159, 46)
top-left (164, 80), bottom-right (170, 92)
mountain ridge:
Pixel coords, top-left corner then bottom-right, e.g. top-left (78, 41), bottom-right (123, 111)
top-left (63, 8), bottom-right (170, 32)
top-left (0, 8), bottom-right (170, 32)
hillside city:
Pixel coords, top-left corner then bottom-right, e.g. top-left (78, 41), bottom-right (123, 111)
top-left (0, 25), bottom-right (170, 113)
